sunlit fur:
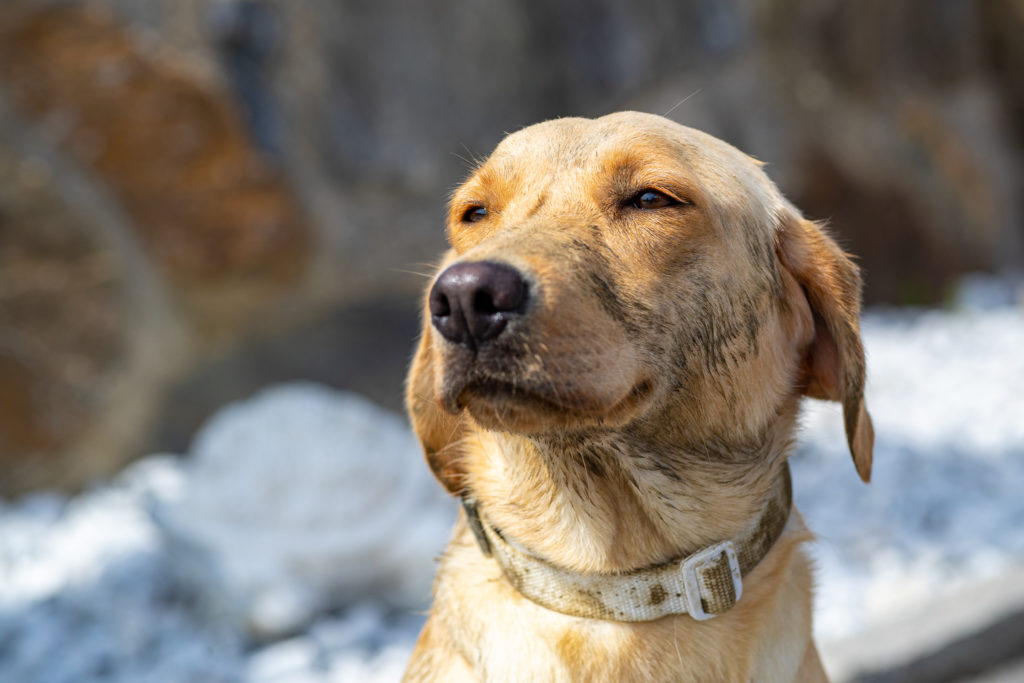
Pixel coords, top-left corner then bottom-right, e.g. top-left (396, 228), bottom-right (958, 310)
top-left (404, 112), bottom-right (872, 682)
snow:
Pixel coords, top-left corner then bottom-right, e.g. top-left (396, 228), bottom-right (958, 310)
top-left (152, 384), bottom-right (455, 638)
top-left (1, 286), bottom-right (1022, 682)
top-left (0, 387), bottom-right (451, 683)
top-left (0, 461), bottom-right (246, 682)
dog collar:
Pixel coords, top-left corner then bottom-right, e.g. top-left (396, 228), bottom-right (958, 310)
top-left (461, 464), bottom-right (792, 622)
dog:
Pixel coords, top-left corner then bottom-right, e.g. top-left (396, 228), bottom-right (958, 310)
top-left (403, 111), bottom-right (873, 682)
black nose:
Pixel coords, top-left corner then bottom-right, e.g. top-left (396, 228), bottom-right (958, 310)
top-left (429, 261), bottom-right (529, 348)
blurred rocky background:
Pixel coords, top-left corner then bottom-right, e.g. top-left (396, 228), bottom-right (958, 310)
top-left (1, 0), bottom-right (1023, 496)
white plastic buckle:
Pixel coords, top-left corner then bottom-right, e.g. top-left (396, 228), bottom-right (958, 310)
top-left (680, 540), bottom-right (743, 621)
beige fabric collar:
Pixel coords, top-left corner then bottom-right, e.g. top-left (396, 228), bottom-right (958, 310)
top-left (461, 464), bottom-right (792, 622)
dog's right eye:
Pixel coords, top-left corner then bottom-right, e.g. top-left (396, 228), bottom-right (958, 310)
top-left (461, 205), bottom-right (488, 223)
top-left (629, 190), bottom-right (678, 210)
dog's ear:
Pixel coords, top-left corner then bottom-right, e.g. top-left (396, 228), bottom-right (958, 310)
top-left (406, 287), bottom-right (468, 497)
top-left (777, 212), bottom-right (874, 482)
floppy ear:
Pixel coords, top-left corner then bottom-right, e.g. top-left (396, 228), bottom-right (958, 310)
top-left (406, 284), bottom-right (468, 497)
top-left (777, 212), bottom-right (875, 482)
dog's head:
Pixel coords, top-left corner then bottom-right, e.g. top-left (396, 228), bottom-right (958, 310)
top-left (407, 112), bottom-right (873, 495)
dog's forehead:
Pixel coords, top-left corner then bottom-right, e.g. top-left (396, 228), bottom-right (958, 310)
top-left (494, 114), bottom-right (736, 169)
top-left (482, 113), bottom-right (777, 203)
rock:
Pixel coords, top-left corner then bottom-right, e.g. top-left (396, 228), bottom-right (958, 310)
top-left (0, 2), bottom-right (311, 337)
top-left (0, 115), bottom-right (184, 495)
top-left (0, 2), bottom-right (319, 492)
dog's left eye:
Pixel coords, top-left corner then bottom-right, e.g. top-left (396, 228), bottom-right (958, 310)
top-left (461, 205), bottom-right (488, 223)
top-left (629, 190), bottom-right (678, 210)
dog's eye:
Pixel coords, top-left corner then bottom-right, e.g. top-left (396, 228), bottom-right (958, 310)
top-left (461, 205), bottom-right (488, 223)
top-left (629, 190), bottom-right (678, 210)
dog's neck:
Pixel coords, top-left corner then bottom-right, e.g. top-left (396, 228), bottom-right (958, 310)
top-left (463, 402), bottom-right (799, 574)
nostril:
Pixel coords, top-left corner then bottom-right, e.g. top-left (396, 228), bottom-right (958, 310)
top-left (430, 289), bottom-right (451, 317)
top-left (473, 290), bottom-right (497, 315)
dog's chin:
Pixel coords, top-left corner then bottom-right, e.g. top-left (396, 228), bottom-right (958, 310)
top-left (448, 376), bottom-right (655, 434)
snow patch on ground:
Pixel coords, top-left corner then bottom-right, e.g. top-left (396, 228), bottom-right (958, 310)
top-left (0, 461), bottom-right (246, 682)
top-left (153, 384), bottom-right (455, 638)
top-left (0, 387), bottom-right (451, 683)
top-left (1, 296), bottom-right (1022, 681)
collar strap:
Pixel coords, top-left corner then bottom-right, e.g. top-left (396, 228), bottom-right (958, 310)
top-left (461, 464), bottom-right (792, 622)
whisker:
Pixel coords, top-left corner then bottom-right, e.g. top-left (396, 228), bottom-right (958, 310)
top-left (461, 143), bottom-right (484, 167)
top-left (451, 151), bottom-right (474, 168)
top-left (389, 267), bottom-right (435, 279)
top-left (452, 144), bottom-right (485, 171)
top-left (663, 88), bottom-right (702, 119)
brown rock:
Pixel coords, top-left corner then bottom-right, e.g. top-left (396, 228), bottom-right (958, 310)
top-left (0, 136), bottom-right (128, 492)
top-left (0, 2), bottom-right (311, 336)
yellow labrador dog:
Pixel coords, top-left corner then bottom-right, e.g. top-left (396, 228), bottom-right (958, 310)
top-left (404, 112), bottom-right (872, 682)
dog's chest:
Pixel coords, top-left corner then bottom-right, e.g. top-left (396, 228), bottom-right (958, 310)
top-left (434, 527), bottom-right (795, 683)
